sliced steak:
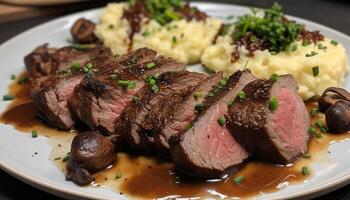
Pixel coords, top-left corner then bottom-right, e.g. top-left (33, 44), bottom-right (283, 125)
top-left (30, 46), bottom-right (113, 129)
top-left (70, 50), bottom-right (185, 134)
top-left (24, 44), bottom-right (57, 80)
top-left (66, 131), bottom-right (116, 185)
top-left (25, 44), bottom-right (111, 80)
top-left (170, 70), bottom-right (255, 178)
top-left (226, 75), bottom-right (310, 164)
top-left (154, 73), bottom-right (224, 154)
top-left (116, 71), bottom-right (207, 152)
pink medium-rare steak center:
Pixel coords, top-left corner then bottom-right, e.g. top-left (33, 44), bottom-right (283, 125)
top-left (271, 88), bottom-right (308, 157)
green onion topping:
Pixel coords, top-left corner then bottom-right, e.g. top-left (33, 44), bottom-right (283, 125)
top-left (302, 166), bottom-right (310, 176)
top-left (269, 97), bottom-right (279, 111)
top-left (194, 103), bottom-right (203, 113)
top-left (310, 108), bottom-right (318, 117)
top-left (312, 66), bottom-right (319, 77)
top-left (270, 74), bottom-right (279, 82)
top-left (233, 175), bottom-right (244, 185)
top-left (3, 95), bottom-right (14, 101)
top-left (237, 91), bottom-right (246, 100)
top-left (11, 74), bottom-right (16, 80)
top-left (193, 92), bottom-right (203, 100)
top-left (330, 40), bottom-right (338, 46)
top-left (218, 117), bottom-right (226, 126)
top-left (115, 173), bottom-right (122, 180)
top-left (32, 130), bottom-right (38, 138)
top-left (146, 62), bottom-right (156, 69)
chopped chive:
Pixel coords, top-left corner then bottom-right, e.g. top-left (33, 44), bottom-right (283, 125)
top-left (312, 66), bottom-right (319, 77)
top-left (310, 108), bottom-right (318, 117)
top-left (207, 92), bottom-right (214, 97)
top-left (72, 44), bottom-right (96, 50)
top-left (305, 51), bottom-right (318, 57)
top-left (3, 95), bottom-right (14, 101)
top-left (193, 92), bottom-right (203, 100)
top-left (227, 99), bottom-right (234, 107)
top-left (237, 91), bottom-right (246, 100)
top-left (108, 24), bottom-right (114, 29)
top-left (317, 43), bottom-right (327, 50)
top-left (146, 62), bottom-right (156, 69)
top-left (151, 85), bottom-right (159, 93)
top-left (194, 103), bottom-right (203, 113)
top-left (302, 40), bottom-right (311, 47)
top-left (142, 30), bottom-right (151, 37)
top-left (117, 80), bottom-right (136, 89)
top-left (302, 153), bottom-right (312, 159)
top-left (330, 40), bottom-right (338, 46)
top-left (62, 153), bottom-right (70, 162)
top-left (219, 78), bottom-right (228, 87)
top-left (86, 63), bottom-right (94, 69)
top-left (269, 97), bottom-right (279, 111)
top-left (307, 127), bottom-right (316, 135)
top-left (110, 74), bottom-right (118, 80)
top-left (11, 74), bottom-right (16, 80)
top-left (302, 166), bottom-right (310, 176)
top-left (114, 173), bottom-right (122, 180)
top-left (233, 175), bottom-right (244, 185)
top-left (172, 36), bottom-right (177, 44)
top-left (174, 175), bottom-right (181, 183)
top-left (71, 62), bottom-right (81, 71)
top-left (270, 74), bottom-right (279, 82)
top-left (250, 35), bottom-right (257, 42)
top-left (315, 121), bottom-right (327, 133)
top-left (287, 42), bottom-right (298, 52)
top-left (86, 70), bottom-right (94, 78)
top-left (185, 123), bottom-right (192, 130)
top-left (54, 157), bottom-right (61, 160)
top-left (18, 76), bottom-right (29, 84)
top-left (131, 96), bottom-right (139, 102)
top-left (31, 130), bottom-right (38, 138)
top-left (149, 78), bottom-right (156, 86)
top-left (218, 117), bottom-right (226, 126)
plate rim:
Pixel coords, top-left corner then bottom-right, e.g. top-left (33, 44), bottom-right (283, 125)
top-left (0, 2), bottom-right (350, 200)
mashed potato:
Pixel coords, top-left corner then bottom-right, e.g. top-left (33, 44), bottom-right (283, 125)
top-left (95, 3), bottom-right (221, 64)
top-left (201, 27), bottom-right (349, 100)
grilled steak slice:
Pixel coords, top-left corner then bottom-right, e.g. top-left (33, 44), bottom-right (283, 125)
top-left (70, 49), bottom-right (185, 134)
top-left (24, 44), bottom-right (57, 80)
top-left (170, 70), bottom-right (255, 178)
top-left (25, 44), bottom-right (111, 80)
top-left (226, 75), bottom-right (310, 164)
top-left (30, 46), bottom-right (113, 129)
top-left (66, 131), bottom-right (116, 185)
top-left (154, 73), bottom-right (224, 153)
top-left (116, 71), bottom-right (207, 152)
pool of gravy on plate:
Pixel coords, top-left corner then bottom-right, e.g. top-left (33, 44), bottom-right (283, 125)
top-left (1, 76), bottom-right (350, 199)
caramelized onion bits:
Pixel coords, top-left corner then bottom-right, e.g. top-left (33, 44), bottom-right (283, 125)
top-left (70, 18), bottom-right (98, 44)
top-left (319, 87), bottom-right (350, 133)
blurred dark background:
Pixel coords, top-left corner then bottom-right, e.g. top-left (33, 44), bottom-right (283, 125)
top-left (0, 0), bottom-right (349, 200)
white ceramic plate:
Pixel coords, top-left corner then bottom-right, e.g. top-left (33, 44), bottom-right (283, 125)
top-left (0, 2), bottom-right (350, 200)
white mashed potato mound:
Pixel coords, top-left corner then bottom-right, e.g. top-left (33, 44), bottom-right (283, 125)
top-left (201, 27), bottom-right (349, 100)
top-left (95, 2), bottom-right (221, 64)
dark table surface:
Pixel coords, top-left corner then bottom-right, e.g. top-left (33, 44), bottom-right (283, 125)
top-left (0, 0), bottom-right (349, 199)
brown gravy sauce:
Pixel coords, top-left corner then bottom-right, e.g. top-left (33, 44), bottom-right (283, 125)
top-left (1, 74), bottom-right (350, 199)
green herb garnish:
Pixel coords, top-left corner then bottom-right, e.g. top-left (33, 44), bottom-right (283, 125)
top-left (312, 66), bottom-right (319, 77)
top-left (18, 76), bottom-right (29, 84)
top-left (110, 74), bottom-right (118, 81)
top-left (3, 95), bottom-right (14, 101)
top-left (330, 40), bottom-right (338, 46)
top-left (237, 91), bottom-right (246, 100)
top-left (233, 3), bottom-right (302, 53)
top-left (218, 117), bottom-right (226, 126)
top-left (302, 166), bottom-right (310, 176)
top-left (193, 92), bottom-right (203, 100)
top-left (146, 62), bottom-right (156, 69)
top-left (118, 80), bottom-right (136, 89)
top-left (144, 0), bottom-right (184, 25)
top-left (302, 153), bottom-right (312, 159)
top-left (270, 74), bottom-right (279, 82)
top-left (233, 175), bottom-right (244, 185)
top-left (310, 108), bottom-right (318, 117)
top-left (315, 121), bottom-right (327, 133)
top-left (114, 173), bottom-right (122, 180)
top-left (306, 51), bottom-right (318, 57)
top-left (227, 99), bottom-right (234, 107)
top-left (11, 74), bottom-right (16, 80)
top-left (31, 130), bottom-right (38, 138)
top-left (194, 103), bottom-right (203, 113)
top-left (62, 153), bottom-right (70, 162)
top-left (268, 97), bottom-right (279, 111)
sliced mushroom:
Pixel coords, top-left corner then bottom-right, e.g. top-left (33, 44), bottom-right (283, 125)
top-left (326, 100), bottom-right (350, 133)
top-left (70, 18), bottom-right (98, 44)
top-left (318, 87), bottom-right (350, 112)
top-left (66, 131), bottom-right (116, 185)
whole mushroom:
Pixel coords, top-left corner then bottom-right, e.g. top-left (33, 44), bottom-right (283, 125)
top-left (70, 18), bottom-right (98, 44)
top-left (319, 87), bottom-right (350, 133)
